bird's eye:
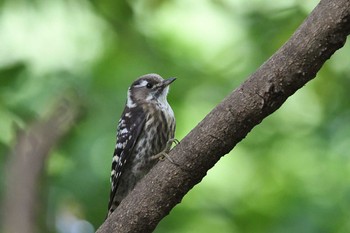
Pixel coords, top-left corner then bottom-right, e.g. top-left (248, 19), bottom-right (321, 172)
top-left (146, 83), bottom-right (153, 89)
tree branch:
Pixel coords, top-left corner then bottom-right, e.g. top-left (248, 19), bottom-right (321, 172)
top-left (2, 99), bottom-right (79, 233)
top-left (97, 0), bottom-right (350, 232)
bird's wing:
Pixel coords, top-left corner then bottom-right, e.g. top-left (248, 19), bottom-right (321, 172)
top-left (108, 106), bottom-right (146, 211)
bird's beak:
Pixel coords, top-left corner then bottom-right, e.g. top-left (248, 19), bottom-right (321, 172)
top-left (162, 77), bottom-right (176, 87)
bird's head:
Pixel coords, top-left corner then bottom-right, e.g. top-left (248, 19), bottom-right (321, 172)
top-left (127, 74), bottom-right (176, 107)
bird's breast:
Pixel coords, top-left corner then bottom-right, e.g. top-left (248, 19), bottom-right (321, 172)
top-left (131, 103), bottom-right (175, 176)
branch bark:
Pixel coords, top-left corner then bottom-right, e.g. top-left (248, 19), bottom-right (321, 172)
top-left (97, 0), bottom-right (350, 232)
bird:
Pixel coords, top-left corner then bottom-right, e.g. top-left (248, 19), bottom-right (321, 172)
top-left (107, 73), bottom-right (176, 216)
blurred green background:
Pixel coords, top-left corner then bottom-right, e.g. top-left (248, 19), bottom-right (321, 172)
top-left (1, 0), bottom-right (350, 232)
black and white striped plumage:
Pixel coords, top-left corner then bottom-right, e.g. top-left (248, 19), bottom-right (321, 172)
top-left (107, 73), bottom-right (176, 216)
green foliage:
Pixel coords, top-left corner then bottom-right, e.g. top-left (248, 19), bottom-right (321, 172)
top-left (1, 0), bottom-right (349, 232)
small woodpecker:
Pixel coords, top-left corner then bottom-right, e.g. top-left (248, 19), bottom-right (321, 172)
top-left (107, 73), bottom-right (176, 216)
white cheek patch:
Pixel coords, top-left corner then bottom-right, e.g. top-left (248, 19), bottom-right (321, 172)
top-left (127, 89), bottom-right (136, 108)
top-left (146, 93), bottom-right (154, 101)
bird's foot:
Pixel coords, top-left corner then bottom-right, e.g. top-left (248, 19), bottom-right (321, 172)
top-left (149, 138), bottom-right (179, 163)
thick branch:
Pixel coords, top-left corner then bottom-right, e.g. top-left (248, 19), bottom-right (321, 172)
top-left (2, 99), bottom-right (79, 233)
top-left (97, 0), bottom-right (350, 232)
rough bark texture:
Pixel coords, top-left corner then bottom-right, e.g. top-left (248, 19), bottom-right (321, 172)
top-left (2, 100), bottom-right (79, 233)
top-left (97, 0), bottom-right (350, 232)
